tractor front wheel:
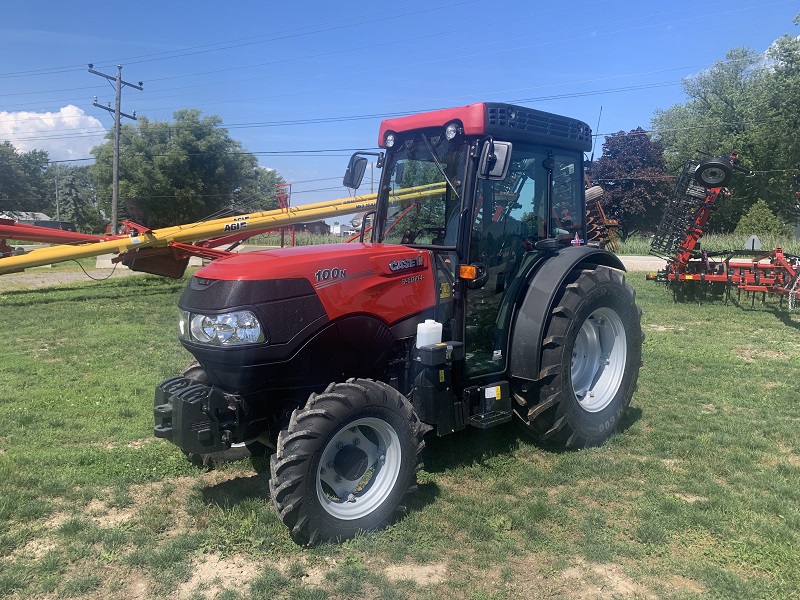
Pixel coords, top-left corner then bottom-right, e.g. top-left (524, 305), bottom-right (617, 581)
top-left (270, 379), bottom-right (424, 545)
top-left (514, 266), bottom-right (642, 447)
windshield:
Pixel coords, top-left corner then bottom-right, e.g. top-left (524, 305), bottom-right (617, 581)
top-left (376, 135), bottom-right (467, 246)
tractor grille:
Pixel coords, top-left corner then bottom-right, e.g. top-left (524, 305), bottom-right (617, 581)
top-left (484, 103), bottom-right (592, 152)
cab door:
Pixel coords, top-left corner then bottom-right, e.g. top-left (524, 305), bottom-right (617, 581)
top-left (463, 145), bottom-right (584, 378)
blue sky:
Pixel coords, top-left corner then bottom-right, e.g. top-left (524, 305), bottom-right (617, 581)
top-left (0, 0), bottom-right (797, 210)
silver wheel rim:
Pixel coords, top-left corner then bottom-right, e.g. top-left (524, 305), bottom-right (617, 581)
top-left (316, 417), bottom-right (401, 520)
top-left (571, 306), bottom-right (627, 412)
top-left (699, 166), bottom-right (726, 185)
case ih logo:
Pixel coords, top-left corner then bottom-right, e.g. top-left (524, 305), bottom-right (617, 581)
top-left (389, 257), bottom-right (423, 272)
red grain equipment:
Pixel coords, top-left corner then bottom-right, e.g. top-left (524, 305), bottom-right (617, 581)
top-left (648, 155), bottom-right (800, 308)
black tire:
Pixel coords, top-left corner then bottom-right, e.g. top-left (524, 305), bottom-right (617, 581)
top-left (694, 157), bottom-right (733, 188)
top-left (513, 266), bottom-right (642, 447)
top-left (182, 360), bottom-right (210, 385)
top-left (269, 378), bottom-right (424, 545)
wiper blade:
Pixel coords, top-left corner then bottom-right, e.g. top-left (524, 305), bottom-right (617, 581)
top-left (420, 133), bottom-right (459, 199)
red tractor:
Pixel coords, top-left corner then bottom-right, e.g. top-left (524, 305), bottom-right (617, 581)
top-left (154, 102), bottom-right (643, 545)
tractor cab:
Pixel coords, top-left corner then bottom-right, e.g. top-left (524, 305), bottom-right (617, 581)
top-left (344, 103), bottom-right (591, 379)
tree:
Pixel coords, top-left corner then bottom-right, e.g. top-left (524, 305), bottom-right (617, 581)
top-left (0, 141), bottom-right (50, 213)
top-left (90, 109), bottom-right (283, 228)
top-left (652, 28), bottom-right (800, 232)
top-left (49, 165), bottom-right (104, 233)
top-left (587, 128), bottom-right (673, 238)
top-left (734, 199), bottom-right (792, 237)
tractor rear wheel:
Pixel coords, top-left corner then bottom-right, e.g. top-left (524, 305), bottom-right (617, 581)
top-left (514, 266), bottom-right (642, 447)
top-left (270, 379), bottom-right (424, 545)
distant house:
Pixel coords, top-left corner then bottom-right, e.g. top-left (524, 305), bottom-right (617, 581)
top-left (0, 211), bottom-right (77, 232)
top-left (0, 211), bottom-right (52, 223)
top-left (295, 220), bottom-right (330, 235)
top-left (331, 223), bottom-right (356, 236)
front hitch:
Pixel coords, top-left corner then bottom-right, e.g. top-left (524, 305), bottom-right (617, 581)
top-left (154, 376), bottom-right (242, 455)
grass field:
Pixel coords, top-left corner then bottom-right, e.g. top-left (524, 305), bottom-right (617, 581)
top-left (616, 233), bottom-right (800, 256)
top-left (0, 269), bottom-right (798, 599)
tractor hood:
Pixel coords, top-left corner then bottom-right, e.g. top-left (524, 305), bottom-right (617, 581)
top-left (176, 243), bottom-right (438, 393)
top-left (187, 243), bottom-right (436, 324)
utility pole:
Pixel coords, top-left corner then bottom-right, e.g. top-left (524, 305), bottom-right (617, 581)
top-left (54, 163), bottom-right (60, 221)
top-left (88, 64), bottom-right (142, 234)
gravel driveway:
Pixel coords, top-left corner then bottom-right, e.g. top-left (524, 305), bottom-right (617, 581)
top-left (0, 267), bottom-right (144, 291)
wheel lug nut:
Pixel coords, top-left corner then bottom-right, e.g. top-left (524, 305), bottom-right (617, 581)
top-left (336, 442), bottom-right (344, 450)
top-left (353, 438), bottom-right (360, 446)
top-left (320, 468), bottom-right (326, 475)
top-left (327, 461), bottom-right (335, 469)
top-left (335, 476), bottom-right (342, 483)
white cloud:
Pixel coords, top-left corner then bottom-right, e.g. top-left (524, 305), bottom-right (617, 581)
top-left (0, 105), bottom-right (107, 162)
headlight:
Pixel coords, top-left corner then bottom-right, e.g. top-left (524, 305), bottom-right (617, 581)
top-left (178, 309), bottom-right (265, 346)
top-left (444, 122), bottom-right (462, 140)
top-left (384, 132), bottom-right (396, 148)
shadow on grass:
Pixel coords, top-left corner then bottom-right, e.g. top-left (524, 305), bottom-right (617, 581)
top-left (768, 307), bottom-right (800, 331)
top-left (200, 473), bottom-right (271, 509)
top-left (195, 406), bottom-right (641, 518)
top-left (672, 286), bottom-right (800, 329)
top-left (421, 405), bottom-right (641, 473)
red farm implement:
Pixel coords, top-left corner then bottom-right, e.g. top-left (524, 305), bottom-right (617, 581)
top-left (647, 155), bottom-right (800, 308)
top-left (584, 184), bottom-right (619, 253)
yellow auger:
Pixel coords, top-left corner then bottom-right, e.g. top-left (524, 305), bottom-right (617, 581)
top-left (0, 183), bottom-right (445, 275)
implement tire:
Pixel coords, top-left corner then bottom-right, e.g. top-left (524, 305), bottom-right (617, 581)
top-left (513, 265), bottom-right (642, 447)
top-left (694, 157), bottom-right (733, 188)
top-left (269, 379), bottom-right (424, 546)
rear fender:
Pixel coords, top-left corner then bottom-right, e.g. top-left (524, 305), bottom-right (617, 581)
top-left (509, 247), bottom-right (625, 382)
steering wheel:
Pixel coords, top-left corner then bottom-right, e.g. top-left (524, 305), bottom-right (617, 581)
top-left (401, 227), bottom-right (447, 245)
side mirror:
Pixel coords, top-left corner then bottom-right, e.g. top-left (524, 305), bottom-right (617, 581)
top-left (478, 140), bottom-right (512, 180)
top-left (466, 262), bottom-right (489, 289)
top-left (343, 155), bottom-right (369, 189)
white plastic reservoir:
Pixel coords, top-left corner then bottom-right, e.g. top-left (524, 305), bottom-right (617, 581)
top-left (416, 319), bottom-right (443, 348)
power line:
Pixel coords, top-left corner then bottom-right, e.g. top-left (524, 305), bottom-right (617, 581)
top-left (0, 1), bottom-right (785, 127)
top-left (29, 112), bottom-right (785, 167)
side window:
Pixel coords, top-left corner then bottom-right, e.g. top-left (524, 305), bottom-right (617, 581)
top-left (551, 154), bottom-right (583, 239)
top-left (470, 148), bottom-right (548, 261)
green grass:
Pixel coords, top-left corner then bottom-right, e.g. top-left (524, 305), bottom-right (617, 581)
top-left (0, 272), bottom-right (798, 598)
top-left (247, 231), bottom-right (354, 246)
top-left (242, 230), bottom-right (800, 257)
top-left (618, 233), bottom-right (800, 255)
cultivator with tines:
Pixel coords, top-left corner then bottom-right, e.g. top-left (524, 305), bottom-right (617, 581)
top-left (584, 185), bottom-right (619, 252)
top-left (648, 155), bottom-right (800, 308)
top-left (649, 158), bottom-right (713, 260)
